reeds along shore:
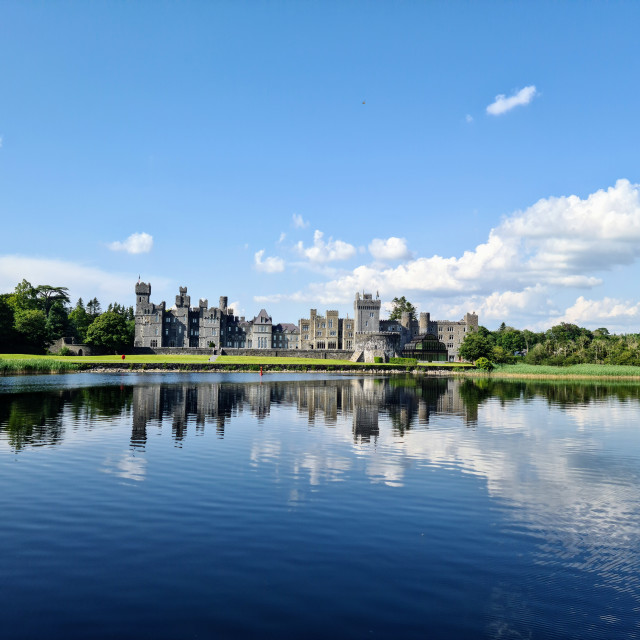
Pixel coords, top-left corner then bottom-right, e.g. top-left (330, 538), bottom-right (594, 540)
top-left (0, 359), bottom-right (81, 373)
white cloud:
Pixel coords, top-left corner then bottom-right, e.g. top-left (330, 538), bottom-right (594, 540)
top-left (278, 232), bottom-right (286, 243)
top-left (368, 237), bottom-right (411, 261)
top-left (259, 180), bottom-right (640, 329)
top-left (295, 230), bottom-right (357, 263)
top-left (254, 249), bottom-right (285, 273)
top-left (465, 114), bottom-right (473, 123)
top-left (0, 136), bottom-right (3, 148)
top-left (486, 85), bottom-right (537, 116)
top-left (228, 300), bottom-right (244, 317)
top-left (292, 213), bottom-right (309, 229)
top-left (553, 296), bottom-right (640, 328)
top-left (0, 254), bottom-right (171, 304)
top-left (108, 232), bottom-right (153, 254)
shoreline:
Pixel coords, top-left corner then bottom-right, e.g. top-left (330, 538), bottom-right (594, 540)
top-left (8, 364), bottom-right (640, 381)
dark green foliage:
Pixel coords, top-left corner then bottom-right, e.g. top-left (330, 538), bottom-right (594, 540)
top-left (68, 301), bottom-right (93, 343)
top-left (85, 312), bottom-right (132, 354)
top-left (459, 332), bottom-right (494, 362)
top-left (14, 309), bottom-right (48, 352)
top-left (475, 357), bottom-right (494, 371)
top-left (388, 296), bottom-right (417, 322)
top-left (374, 356), bottom-right (383, 363)
top-left (107, 302), bottom-right (134, 322)
top-left (0, 295), bottom-right (17, 352)
top-left (389, 357), bottom-right (418, 365)
top-left (46, 301), bottom-right (69, 342)
top-left (86, 298), bottom-right (102, 318)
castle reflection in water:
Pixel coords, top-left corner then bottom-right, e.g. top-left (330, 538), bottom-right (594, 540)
top-left (131, 377), bottom-right (477, 449)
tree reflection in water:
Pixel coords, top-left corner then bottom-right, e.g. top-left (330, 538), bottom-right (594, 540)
top-left (4, 374), bottom-right (640, 453)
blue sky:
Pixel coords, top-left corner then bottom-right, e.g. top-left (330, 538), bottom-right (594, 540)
top-left (2, 1), bottom-right (640, 331)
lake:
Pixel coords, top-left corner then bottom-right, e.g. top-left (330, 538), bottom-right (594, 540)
top-left (1, 372), bottom-right (639, 639)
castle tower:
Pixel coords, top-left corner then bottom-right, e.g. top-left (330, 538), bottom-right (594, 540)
top-left (219, 296), bottom-right (228, 312)
top-left (354, 292), bottom-right (380, 333)
top-left (176, 286), bottom-right (190, 308)
top-left (135, 282), bottom-right (151, 313)
top-left (419, 312), bottom-right (430, 334)
top-left (464, 312), bottom-right (479, 332)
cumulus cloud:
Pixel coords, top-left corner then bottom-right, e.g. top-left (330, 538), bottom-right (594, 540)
top-left (108, 232), bottom-right (153, 254)
top-left (369, 237), bottom-right (412, 261)
top-left (292, 213), bottom-right (309, 229)
top-left (258, 180), bottom-right (640, 328)
top-left (295, 230), bottom-right (357, 263)
top-left (553, 296), bottom-right (640, 327)
top-left (486, 85), bottom-right (537, 116)
top-left (254, 249), bottom-right (285, 273)
top-left (0, 254), bottom-right (171, 304)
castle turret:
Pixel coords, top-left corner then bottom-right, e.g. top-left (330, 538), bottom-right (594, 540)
top-left (219, 296), bottom-right (228, 312)
top-left (464, 312), bottom-right (479, 332)
top-left (419, 312), bottom-right (430, 334)
top-left (135, 282), bottom-right (151, 313)
top-left (354, 292), bottom-right (380, 333)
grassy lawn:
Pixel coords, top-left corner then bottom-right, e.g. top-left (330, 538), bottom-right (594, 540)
top-left (492, 363), bottom-right (640, 377)
top-left (0, 353), bottom-right (212, 364)
top-left (0, 353), bottom-right (471, 367)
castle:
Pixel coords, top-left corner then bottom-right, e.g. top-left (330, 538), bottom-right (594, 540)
top-left (134, 282), bottom-right (478, 361)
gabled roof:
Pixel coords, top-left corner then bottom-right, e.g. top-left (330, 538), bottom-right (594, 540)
top-left (253, 308), bottom-right (272, 323)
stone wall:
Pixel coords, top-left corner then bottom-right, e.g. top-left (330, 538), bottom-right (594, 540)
top-left (353, 332), bottom-right (401, 363)
top-left (221, 348), bottom-right (354, 360)
top-left (133, 347), bottom-right (214, 356)
top-left (50, 337), bottom-right (95, 356)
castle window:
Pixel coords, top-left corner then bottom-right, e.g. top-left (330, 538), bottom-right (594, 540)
top-left (166, 317), bottom-right (170, 323)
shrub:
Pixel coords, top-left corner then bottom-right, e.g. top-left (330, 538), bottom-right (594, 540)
top-left (58, 346), bottom-right (72, 356)
top-left (475, 357), bottom-right (494, 371)
top-left (389, 357), bottom-right (418, 365)
top-left (374, 356), bottom-right (383, 363)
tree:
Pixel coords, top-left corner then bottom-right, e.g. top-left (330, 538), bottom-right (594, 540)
top-left (458, 332), bottom-right (494, 362)
top-left (107, 302), bottom-right (134, 322)
top-left (68, 299), bottom-right (93, 343)
top-left (46, 301), bottom-right (69, 342)
top-left (0, 295), bottom-right (17, 352)
top-left (33, 285), bottom-right (70, 315)
top-left (495, 329), bottom-right (525, 354)
top-left (86, 298), bottom-right (102, 318)
top-left (388, 296), bottom-right (417, 322)
top-left (14, 309), bottom-right (48, 352)
top-left (8, 279), bottom-right (38, 312)
top-left (85, 312), bottom-right (131, 353)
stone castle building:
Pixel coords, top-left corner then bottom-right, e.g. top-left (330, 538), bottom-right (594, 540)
top-left (134, 282), bottom-right (299, 351)
top-left (134, 282), bottom-right (477, 361)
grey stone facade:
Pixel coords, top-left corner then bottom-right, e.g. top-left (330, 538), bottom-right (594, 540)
top-left (135, 281), bottom-right (478, 361)
top-left (135, 282), bottom-right (299, 352)
top-left (298, 309), bottom-right (352, 350)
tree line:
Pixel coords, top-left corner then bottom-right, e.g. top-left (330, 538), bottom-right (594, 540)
top-left (459, 321), bottom-right (640, 366)
top-left (0, 279), bottom-right (135, 354)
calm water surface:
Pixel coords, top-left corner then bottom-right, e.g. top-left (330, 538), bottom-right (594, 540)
top-left (1, 373), bottom-right (639, 639)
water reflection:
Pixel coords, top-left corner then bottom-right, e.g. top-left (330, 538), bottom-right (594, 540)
top-left (2, 374), bottom-right (640, 638)
top-left (5, 375), bottom-right (640, 452)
